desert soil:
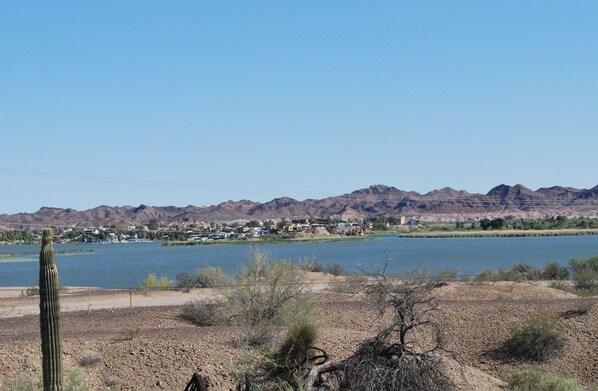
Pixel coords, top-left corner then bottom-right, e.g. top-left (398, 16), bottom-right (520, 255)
top-left (0, 276), bottom-right (596, 390)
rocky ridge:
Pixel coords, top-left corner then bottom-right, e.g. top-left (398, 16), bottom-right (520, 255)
top-left (1, 184), bottom-right (598, 228)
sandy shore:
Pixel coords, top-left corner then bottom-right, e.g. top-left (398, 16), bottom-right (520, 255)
top-left (0, 287), bottom-right (223, 318)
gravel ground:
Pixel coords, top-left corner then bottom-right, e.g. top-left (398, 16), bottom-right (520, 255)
top-left (0, 280), bottom-right (596, 390)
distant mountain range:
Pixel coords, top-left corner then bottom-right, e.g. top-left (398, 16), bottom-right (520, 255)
top-left (2, 184), bottom-right (598, 229)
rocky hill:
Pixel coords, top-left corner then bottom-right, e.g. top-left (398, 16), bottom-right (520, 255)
top-left (2, 184), bottom-right (598, 228)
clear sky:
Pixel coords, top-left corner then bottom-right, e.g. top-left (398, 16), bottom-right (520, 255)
top-left (1, 1), bottom-right (597, 214)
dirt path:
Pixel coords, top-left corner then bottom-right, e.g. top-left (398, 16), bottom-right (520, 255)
top-left (0, 272), bottom-right (336, 318)
top-left (0, 287), bottom-right (222, 318)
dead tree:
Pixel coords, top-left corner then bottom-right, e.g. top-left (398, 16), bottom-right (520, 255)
top-left (304, 268), bottom-right (459, 391)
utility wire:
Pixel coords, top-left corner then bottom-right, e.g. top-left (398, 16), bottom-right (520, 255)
top-left (2, 167), bottom-right (596, 205)
top-left (0, 168), bottom-right (321, 199)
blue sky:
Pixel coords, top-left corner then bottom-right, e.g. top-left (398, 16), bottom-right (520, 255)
top-left (1, 1), bottom-right (597, 214)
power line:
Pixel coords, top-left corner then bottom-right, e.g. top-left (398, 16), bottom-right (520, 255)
top-left (0, 168), bottom-right (320, 197)
top-left (3, 167), bottom-right (596, 202)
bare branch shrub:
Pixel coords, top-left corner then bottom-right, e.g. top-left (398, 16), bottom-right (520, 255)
top-left (234, 262), bottom-right (457, 390)
top-left (330, 268), bottom-right (455, 391)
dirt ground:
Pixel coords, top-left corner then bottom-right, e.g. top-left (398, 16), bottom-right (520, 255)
top-left (0, 277), bottom-right (596, 390)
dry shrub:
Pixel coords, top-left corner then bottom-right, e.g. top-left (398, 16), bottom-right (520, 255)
top-left (196, 265), bottom-right (229, 288)
top-left (78, 350), bottom-right (102, 366)
top-left (323, 262), bottom-right (345, 276)
top-left (297, 258), bottom-right (324, 272)
top-left (105, 376), bottom-right (124, 390)
top-left (119, 324), bottom-right (141, 340)
top-left (331, 268), bottom-right (457, 391)
top-left (180, 300), bottom-right (223, 326)
top-left (177, 266), bottom-right (229, 289)
top-left (226, 250), bottom-right (314, 347)
top-left (338, 342), bottom-right (452, 391)
top-left (21, 285), bottom-right (39, 296)
top-left (575, 297), bottom-right (596, 315)
top-left (506, 315), bottom-right (564, 362)
top-left (542, 262), bottom-right (570, 280)
top-left (569, 256), bottom-right (598, 293)
top-left (435, 269), bottom-right (459, 285)
top-left (327, 274), bottom-right (367, 294)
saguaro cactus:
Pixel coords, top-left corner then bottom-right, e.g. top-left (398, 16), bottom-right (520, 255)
top-left (39, 227), bottom-right (63, 390)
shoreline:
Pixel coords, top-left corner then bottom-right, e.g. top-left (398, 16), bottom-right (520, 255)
top-left (399, 228), bottom-right (598, 238)
top-left (2, 229), bottom-right (598, 246)
top-left (161, 234), bottom-right (375, 246)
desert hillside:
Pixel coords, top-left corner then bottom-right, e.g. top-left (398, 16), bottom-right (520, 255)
top-left (2, 183), bottom-right (598, 228)
top-left (0, 278), bottom-right (596, 390)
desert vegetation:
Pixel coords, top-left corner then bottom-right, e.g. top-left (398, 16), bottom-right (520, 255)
top-left (219, 261), bottom-right (461, 391)
top-left (176, 265), bottom-right (229, 289)
top-left (136, 273), bottom-right (175, 290)
top-left (505, 315), bottom-right (565, 362)
top-left (472, 257), bottom-right (598, 296)
top-left (505, 367), bottom-right (584, 391)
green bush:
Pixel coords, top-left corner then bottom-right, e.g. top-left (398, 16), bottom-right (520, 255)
top-left (260, 321), bottom-right (318, 389)
top-left (506, 367), bottom-right (583, 391)
top-left (64, 369), bottom-right (89, 391)
top-left (195, 266), bottom-right (229, 288)
top-left (3, 369), bottom-right (89, 391)
top-left (136, 273), bottom-right (175, 290)
top-left (506, 316), bottom-right (564, 361)
top-left (511, 263), bottom-right (543, 281)
top-left (475, 261), bottom-right (572, 283)
top-left (569, 256), bottom-right (598, 292)
top-left (473, 268), bottom-right (499, 283)
top-left (542, 262), bottom-right (570, 280)
top-left (3, 377), bottom-right (40, 391)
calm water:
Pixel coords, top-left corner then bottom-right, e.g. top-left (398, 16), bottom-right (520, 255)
top-left (1, 235), bottom-right (597, 288)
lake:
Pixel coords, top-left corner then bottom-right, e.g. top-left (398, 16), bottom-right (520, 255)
top-left (1, 235), bottom-right (597, 288)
